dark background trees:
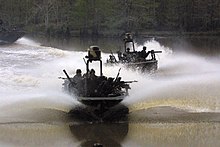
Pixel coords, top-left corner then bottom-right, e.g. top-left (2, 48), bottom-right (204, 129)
top-left (0, 0), bottom-right (219, 37)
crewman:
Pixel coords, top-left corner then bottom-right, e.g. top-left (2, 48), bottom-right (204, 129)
top-left (72, 69), bottom-right (82, 82)
top-left (86, 69), bottom-right (98, 96)
top-left (98, 77), bottom-right (114, 96)
top-left (117, 51), bottom-right (123, 61)
top-left (89, 69), bottom-right (97, 80)
top-left (108, 54), bottom-right (117, 63)
top-left (123, 48), bottom-right (132, 62)
top-left (126, 48), bottom-right (130, 53)
top-left (139, 46), bottom-right (150, 59)
top-left (72, 69), bottom-right (83, 95)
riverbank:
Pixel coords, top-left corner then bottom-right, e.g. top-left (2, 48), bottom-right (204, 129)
top-left (26, 27), bottom-right (220, 40)
top-left (137, 30), bottom-right (220, 38)
top-left (25, 31), bottom-right (220, 56)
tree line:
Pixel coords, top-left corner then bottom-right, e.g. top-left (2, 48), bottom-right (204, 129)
top-left (0, 0), bottom-right (219, 37)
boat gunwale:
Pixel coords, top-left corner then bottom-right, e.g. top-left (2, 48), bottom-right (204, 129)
top-left (77, 95), bottom-right (126, 101)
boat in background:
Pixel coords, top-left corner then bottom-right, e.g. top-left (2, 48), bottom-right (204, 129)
top-left (106, 33), bottom-right (162, 72)
top-left (0, 19), bottom-right (25, 45)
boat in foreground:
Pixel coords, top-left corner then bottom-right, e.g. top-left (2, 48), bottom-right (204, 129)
top-left (61, 46), bottom-right (136, 116)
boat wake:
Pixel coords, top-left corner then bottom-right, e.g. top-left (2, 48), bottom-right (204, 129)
top-left (129, 105), bottom-right (220, 123)
top-left (0, 37), bottom-right (220, 125)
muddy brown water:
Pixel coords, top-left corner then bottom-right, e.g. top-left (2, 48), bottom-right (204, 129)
top-left (0, 36), bottom-right (220, 146)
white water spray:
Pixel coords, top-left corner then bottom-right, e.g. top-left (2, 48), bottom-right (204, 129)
top-left (0, 37), bottom-right (220, 123)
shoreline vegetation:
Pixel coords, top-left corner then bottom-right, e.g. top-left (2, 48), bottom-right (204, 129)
top-left (1, 0), bottom-right (219, 39)
top-left (28, 29), bottom-right (220, 57)
top-left (26, 31), bottom-right (220, 40)
top-left (25, 29), bottom-right (220, 42)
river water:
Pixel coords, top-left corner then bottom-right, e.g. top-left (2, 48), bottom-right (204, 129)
top-left (0, 37), bottom-right (220, 147)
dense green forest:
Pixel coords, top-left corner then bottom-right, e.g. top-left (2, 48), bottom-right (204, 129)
top-left (0, 0), bottom-right (220, 37)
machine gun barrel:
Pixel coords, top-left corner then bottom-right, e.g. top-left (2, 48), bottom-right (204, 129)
top-left (58, 77), bottom-right (67, 80)
top-left (114, 68), bottom-right (121, 82)
top-left (63, 70), bottom-right (72, 83)
top-left (152, 51), bottom-right (162, 53)
top-left (122, 80), bottom-right (138, 83)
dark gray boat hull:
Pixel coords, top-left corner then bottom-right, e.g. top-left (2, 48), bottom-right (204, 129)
top-left (0, 30), bottom-right (25, 45)
top-left (77, 95), bottom-right (125, 108)
top-left (126, 60), bottom-right (158, 72)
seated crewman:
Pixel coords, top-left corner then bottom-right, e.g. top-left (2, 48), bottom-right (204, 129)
top-left (139, 46), bottom-right (150, 59)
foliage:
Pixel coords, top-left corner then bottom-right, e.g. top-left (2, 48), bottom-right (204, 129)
top-left (0, 0), bottom-right (219, 36)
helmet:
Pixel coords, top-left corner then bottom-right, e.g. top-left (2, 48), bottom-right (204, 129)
top-left (90, 69), bottom-right (95, 74)
top-left (76, 69), bottom-right (81, 74)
